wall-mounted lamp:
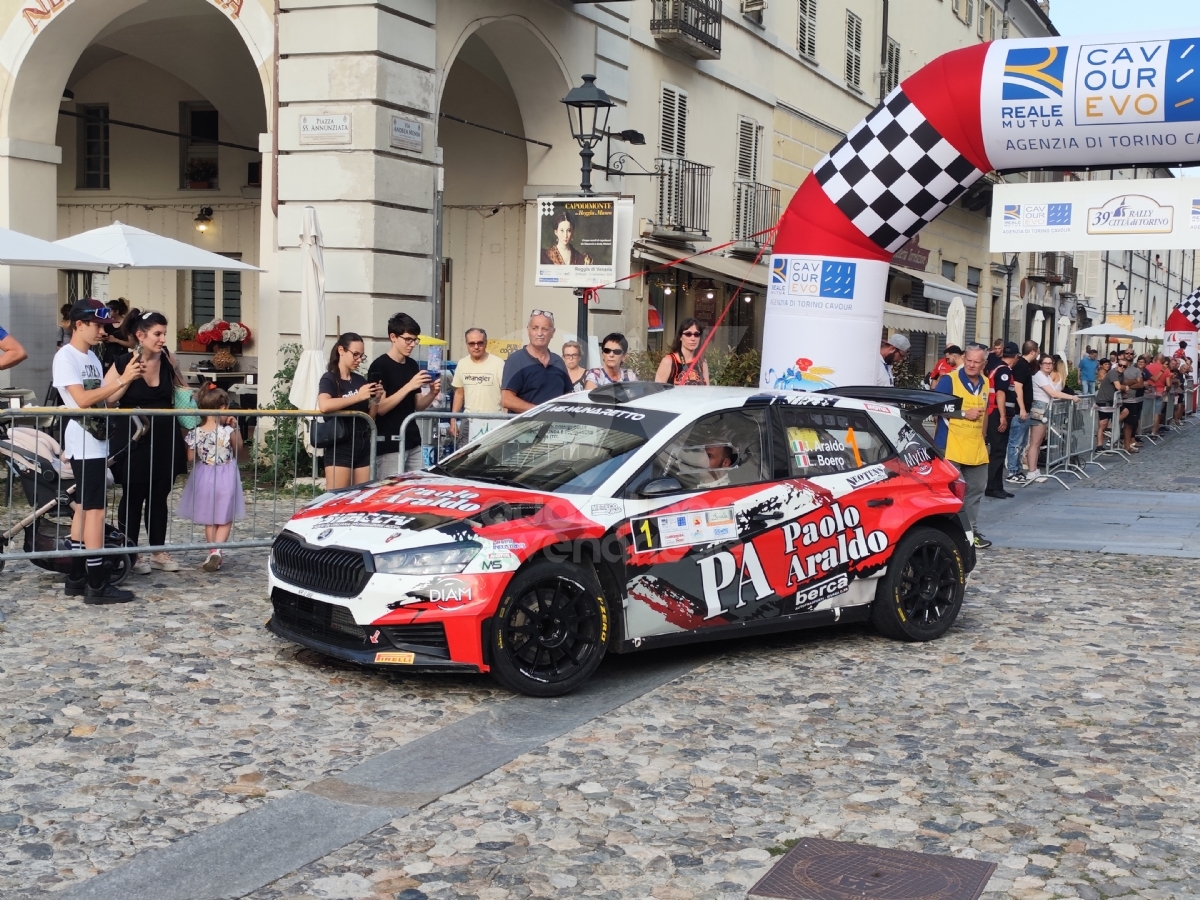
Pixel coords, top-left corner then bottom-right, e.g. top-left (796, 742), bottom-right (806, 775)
top-left (743, 294), bottom-right (754, 304)
top-left (194, 206), bottom-right (213, 233)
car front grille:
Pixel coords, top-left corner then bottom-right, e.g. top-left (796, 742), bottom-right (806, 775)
top-left (271, 532), bottom-right (370, 597)
top-left (381, 623), bottom-right (450, 659)
top-left (271, 589), bottom-right (370, 649)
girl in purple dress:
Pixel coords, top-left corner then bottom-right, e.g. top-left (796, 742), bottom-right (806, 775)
top-left (177, 384), bottom-right (245, 572)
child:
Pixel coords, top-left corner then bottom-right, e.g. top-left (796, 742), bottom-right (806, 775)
top-left (177, 383), bottom-right (244, 572)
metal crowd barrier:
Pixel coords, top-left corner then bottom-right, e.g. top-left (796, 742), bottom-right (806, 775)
top-left (398, 411), bottom-right (515, 469)
top-left (0, 407), bottom-right (375, 564)
top-left (1041, 398), bottom-right (1075, 488)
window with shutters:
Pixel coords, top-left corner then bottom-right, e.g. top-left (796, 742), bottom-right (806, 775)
top-left (844, 11), bottom-right (862, 91)
top-left (989, 4), bottom-right (997, 39)
top-left (965, 0), bottom-right (974, 26)
top-left (736, 117), bottom-right (761, 181)
top-left (978, 1), bottom-right (986, 36)
top-left (192, 270), bottom-right (216, 323)
top-left (884, 38), bottom-right (901, 95)
top-left (797, 0), bottom-right (817, 59)
top-left (76, 104), bottom-right (110, 190)
top-left (660, 83), bottom-right (689, 157)
top-left (951, 0), bottom-right (961, 16)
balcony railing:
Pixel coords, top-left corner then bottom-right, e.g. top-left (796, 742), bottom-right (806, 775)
top-left (655, 157), bottom-right (713, 241)
top-left (730, 180), bottom-right (779, 256)
top-left (651, 0), bottom-right (723, 60)
top-left (1026, 252), bottom-right (1074, 284)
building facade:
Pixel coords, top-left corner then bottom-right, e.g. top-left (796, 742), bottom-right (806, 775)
top-left (0, 0), bottom-right (1058, 393)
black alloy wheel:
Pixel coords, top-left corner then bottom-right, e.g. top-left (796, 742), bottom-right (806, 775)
top-left (872, 526), bottom-right (965, 641)
top-left (488, 559), bottom-right (609, 697)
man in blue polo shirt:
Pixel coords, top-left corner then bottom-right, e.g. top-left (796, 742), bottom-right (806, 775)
top-left (1078, 346), bottom-right (1098, 394)
top-left (0, 324), bottom-right (28, 371)
top-left (501, 310), bottom-right (573, 412)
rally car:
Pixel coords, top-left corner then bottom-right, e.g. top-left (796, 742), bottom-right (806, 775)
top-left (267, 383), bottom-right (975, 696)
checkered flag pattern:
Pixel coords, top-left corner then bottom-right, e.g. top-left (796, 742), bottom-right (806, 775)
top-left (815, 88), bottom-right (985, 253)
top-left (1178, 289), bottom-right (1200, 329)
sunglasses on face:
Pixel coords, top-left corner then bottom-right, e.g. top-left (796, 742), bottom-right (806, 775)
top-left (681, 330), bottom-right (702, 338)
top-left (466, 341), bottom-right (486, 347)
top-left (602, 347), bottom-right (624, 355)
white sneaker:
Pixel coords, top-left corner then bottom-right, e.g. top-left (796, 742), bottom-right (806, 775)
top-left (131, 559), bottom-right (151, 576)
top-left (1028, 468), bottom-right (1047, 483)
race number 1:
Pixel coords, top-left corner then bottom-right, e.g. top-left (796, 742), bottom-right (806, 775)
top-left (632, 517), bottom-right (659, 553)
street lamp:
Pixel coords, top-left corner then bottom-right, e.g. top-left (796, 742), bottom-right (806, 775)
top-left (1116, 281), bottom-right (1128, 313)
top-left (561, 74), bottom-right (614, 194)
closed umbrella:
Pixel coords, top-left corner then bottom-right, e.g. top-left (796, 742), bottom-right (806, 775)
top-left (289, 207), bottom-right (326, 413)
top-left (55, 221), bottom-right (262, 271)
top-left (944, 297), bottom-right (966, 349)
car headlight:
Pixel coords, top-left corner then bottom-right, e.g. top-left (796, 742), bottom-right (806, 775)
top-left (373, 542), bottom-right (481, 576)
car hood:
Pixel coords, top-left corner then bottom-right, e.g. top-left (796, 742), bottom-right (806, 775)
top-left (285, 472), bottom-right (606, 556)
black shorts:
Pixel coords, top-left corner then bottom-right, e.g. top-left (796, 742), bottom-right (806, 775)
top-left (70, 457), bottom-right (108, 510)
top-left (325, 434), bottom-right (372, 470)
top-left (1098, 410), bottom-right (1113, 423)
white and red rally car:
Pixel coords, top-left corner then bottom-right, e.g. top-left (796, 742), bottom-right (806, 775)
top-left (267, 383), bottom-right (975, 696)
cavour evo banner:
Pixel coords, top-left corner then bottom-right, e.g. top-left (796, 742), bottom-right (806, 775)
top-left (763, 30), bottom-right (1200, 390)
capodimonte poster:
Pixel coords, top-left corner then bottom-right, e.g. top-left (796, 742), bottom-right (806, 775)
top-left (534, 196), bottom-right (616, 288)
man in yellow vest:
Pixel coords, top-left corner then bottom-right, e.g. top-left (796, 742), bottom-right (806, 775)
top-left (934, 345), bottom-right (991, 550)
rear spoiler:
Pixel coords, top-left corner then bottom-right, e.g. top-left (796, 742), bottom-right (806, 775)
top-left (815, 386), bottom-right (963, 419)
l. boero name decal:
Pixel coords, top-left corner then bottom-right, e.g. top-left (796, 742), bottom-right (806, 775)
top-left (762, 28), bottom-right (1200, 390)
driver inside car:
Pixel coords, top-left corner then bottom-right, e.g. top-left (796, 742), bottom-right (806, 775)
top-left (702, 442), bottom-right (736, 485)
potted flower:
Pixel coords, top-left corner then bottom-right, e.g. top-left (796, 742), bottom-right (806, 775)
top-left (177, 323), bottom-right (203, 353)
top-left (184, 158), bottom-right (219, 189)
top-left (197, 320), bottom-right (252, 371)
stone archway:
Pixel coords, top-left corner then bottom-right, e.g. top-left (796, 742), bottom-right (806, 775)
top-left (0, 0), bottom-right (272, 389)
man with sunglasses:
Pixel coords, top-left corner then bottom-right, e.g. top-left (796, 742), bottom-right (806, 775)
top-left (501, 310), bottom-right (572, 412)
top-left (450, 327), bottom-right (505, 443)
top-left (368, 312), bottom-right (436, 475)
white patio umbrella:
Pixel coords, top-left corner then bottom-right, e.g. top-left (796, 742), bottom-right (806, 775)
top-left (1134, 325), bottom-right (1165, 342)
top-left (944, 297), bottom-right (966, 349)
top-left (288, 207), bottom-right (326, 413)
top-left (54, 221), bottom-right (262, 271)
top-left (0, 227), bottom-right (110, 269)
top-left (1073, 322), bottom-right (1137, 339)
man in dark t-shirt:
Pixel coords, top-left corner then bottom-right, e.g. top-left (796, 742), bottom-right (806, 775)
top-left (368, 312), bottom-right (436, 475)
top-left (501, 311), bottom-right (572, 411)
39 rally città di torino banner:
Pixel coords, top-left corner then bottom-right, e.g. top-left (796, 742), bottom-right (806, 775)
top-left (763, 29), bottom-right (1200, 389)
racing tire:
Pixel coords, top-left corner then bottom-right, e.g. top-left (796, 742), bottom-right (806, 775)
top-left (488, 559), bottom-right (610, 697)
top-left (871, 526), bottom-right (965, 642)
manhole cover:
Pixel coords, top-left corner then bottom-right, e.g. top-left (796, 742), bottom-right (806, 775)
top-left (294, 648), bottom-right (360, 671)
top-left (749, 838), bottom-right (996, 900)
top-left (1173, 476), bottom-right (1200, 485)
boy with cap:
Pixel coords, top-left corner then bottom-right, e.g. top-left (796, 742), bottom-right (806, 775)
top-left (53, 299), bottom-right (144, 603)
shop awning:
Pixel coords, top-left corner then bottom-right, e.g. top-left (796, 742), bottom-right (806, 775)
top-left (634, 241), bottom-right (769, 287)
top-left (883, 301), bottom-right (946, 335)
top-left (905, 268), bottom-right (978, 304)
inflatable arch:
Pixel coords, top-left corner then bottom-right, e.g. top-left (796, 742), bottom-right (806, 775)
top-left (762, 30), bottom-right (1200, 389)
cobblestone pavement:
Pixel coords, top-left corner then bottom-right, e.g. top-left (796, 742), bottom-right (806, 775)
top-left (1084, 421), bottom-right (1200, 493)
top-left (5, 433), bottom-right (1200, 899)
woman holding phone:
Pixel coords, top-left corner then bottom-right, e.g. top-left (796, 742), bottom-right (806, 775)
top-left (105, 309), bottom-right (189, 573)
top-left (319, 332), bottom-right (384, 488)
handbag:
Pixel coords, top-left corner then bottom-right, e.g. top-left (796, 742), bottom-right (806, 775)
top-left (173, 385), bottom-right (201, 430)
top-left (1030, 401), bottom-right (1049, 422)
top-left (309, 415), bottom-right (349, 449)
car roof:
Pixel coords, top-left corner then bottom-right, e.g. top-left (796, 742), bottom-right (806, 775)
top-left (559, 385), bottom-right (892, 416)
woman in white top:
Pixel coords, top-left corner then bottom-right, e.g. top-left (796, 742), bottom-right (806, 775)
top-left (1025, 354), bottom-right (1079, 483)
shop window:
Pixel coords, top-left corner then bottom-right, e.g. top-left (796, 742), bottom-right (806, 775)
top-left (776, 406), bottom-right (890, 479)
top-left (844, 11), bottom-right (862, 91)
top-left (884, 38), bottom-right (901, 95)
top-left (192, 270), bottom-right (216, 322)
top-left (941, 260), bottom-right (958, 282)
top-left (660, 83), bottom-right (688, 157)
top-left (797, 0), bottom-right (817, 59)
top-left (181, 103), bottom-right (219, 190)
top-left (967, 266), bottom-right (982, 290)
top-left (77, 104), bottom-right (110, 190)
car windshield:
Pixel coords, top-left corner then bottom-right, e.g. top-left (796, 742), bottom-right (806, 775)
top-left (434, 402), bottom-right (678, 494)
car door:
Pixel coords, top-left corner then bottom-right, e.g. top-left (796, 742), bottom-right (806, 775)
top-left (618, 407), bottom-right (777, 642)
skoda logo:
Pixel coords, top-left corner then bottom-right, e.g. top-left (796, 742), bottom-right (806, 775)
top-left (316, 528), bottom-right (334, 541)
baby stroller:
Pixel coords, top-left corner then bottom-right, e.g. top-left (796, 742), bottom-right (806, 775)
top-left (0, 424), bottom-right (141, 581)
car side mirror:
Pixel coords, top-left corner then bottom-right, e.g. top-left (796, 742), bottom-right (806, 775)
top-left (639, 476), bottom-right (683, 498)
